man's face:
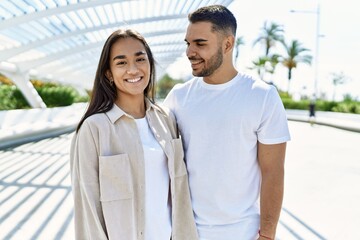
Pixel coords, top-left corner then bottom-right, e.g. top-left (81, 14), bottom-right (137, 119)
top-left (185, 22), bottom-right (223, 77)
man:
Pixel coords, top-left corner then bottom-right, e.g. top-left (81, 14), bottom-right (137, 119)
top-left (163, 5), bottom-right (291, 240)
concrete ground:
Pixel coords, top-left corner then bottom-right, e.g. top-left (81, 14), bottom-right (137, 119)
top-left (0, 134), bottom-right (74, 240)
top-left (0, 121), bottom-right (359, 239)
top-left (277, 121), bottom-right (360, 240)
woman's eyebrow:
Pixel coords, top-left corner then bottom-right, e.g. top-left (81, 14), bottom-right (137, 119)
top-left (113, 51), bottom-right (146, 61)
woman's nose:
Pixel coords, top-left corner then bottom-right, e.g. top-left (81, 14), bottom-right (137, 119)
top-left (126, 64), bottom-right (139, 74)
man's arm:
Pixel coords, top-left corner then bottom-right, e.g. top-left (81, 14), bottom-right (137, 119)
top-left (257, 142), bottom-right (287, 240)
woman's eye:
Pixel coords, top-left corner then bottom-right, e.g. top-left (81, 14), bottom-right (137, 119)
top-left (137, 58), bottom-right (146, 63)
top-left (116, 61), bottom-right (126, 66)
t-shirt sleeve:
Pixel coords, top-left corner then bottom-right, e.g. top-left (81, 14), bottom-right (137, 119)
top-left (257, 86), bottom-right (291, 144)
top-left (163, 83), bottom-right (180, 111)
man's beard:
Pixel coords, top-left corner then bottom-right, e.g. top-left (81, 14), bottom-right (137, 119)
top-left (192, 47), bottom-right (223, 77)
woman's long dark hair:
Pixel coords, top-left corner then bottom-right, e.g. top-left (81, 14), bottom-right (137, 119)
top-left (76, 29), bottom-right (156, 132)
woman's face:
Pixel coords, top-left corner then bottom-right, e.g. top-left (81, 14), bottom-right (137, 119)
top-left (107, 37), bottom-right (151, 100)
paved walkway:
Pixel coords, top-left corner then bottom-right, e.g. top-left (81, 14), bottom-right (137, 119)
top-left (1, 121), bottom-right (359, 239)
top-left (277, 121), bottom-right (360, 239)
top-left (0, 134), bottom-right (74, 240)
top-left (286, 109), bottom-right (360, 133)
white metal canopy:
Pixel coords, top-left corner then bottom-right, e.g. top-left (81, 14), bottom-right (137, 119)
top-left (0, 0), bottom-right (234, 107)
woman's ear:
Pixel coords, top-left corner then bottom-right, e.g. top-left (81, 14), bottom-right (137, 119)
top-left (105, 70), bottom-right (112, 80)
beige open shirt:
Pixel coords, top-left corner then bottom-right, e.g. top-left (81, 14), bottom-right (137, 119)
top-left (70, 99), bottom-right (198, 240)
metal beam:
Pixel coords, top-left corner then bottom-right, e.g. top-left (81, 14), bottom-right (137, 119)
top-left (7, 72), bottom-right (46, 108)
top-left (0, 0), bottom-right (133, 30)
top-left (15, 33), bottom-right (186, 72)
top-left (0, 14), bottom-right (187, 61)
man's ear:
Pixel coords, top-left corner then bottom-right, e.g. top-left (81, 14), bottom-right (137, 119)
top-left (224, 35), bottom-right (235, 54)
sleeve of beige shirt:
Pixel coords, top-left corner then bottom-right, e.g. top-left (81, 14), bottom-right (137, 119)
top-left (70, 121), bottom-right (108, 240)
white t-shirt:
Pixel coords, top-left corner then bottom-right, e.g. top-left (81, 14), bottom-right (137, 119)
top-left (135, 117), bottom-right (171, 240)
top-left (163, 73), bottom-right (291, 240)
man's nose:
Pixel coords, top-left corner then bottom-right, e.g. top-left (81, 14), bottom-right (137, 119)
top-left (186, 45), bottom-right (196, 58)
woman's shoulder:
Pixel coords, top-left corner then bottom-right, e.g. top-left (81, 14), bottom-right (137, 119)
top-left (84, 112), bottom-right (108, 124)
top-left (152, 103), bottom-right (174, 120)
top-left (78, 112), bottom-right (110, 133)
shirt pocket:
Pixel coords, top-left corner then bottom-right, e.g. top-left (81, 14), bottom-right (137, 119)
top-left (171, 138), bottom-right (187, 177)
top-left (99, 153), bottom-right (133, 202)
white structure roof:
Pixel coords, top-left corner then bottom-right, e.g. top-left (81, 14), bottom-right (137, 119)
top-left (0, 0), bottom-right (234, 93)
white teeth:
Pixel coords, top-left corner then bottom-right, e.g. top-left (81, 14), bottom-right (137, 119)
top-left (126, 77), bottom-right (141, 83)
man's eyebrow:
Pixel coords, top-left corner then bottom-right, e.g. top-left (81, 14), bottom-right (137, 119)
top-left (113, 51), bottom-right (146, 61)
top-left (184, 38), bottom-right (208, 43)
top-left (194, 39), bottom-right (207, 43)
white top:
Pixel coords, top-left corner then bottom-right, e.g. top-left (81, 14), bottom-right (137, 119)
top-left (164, 73), bottom-right (291, 240)
top-left (135, 117), bottom-right (171, 240)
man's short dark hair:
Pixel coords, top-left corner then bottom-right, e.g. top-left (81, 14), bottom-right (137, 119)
top-left (188, 5), bottom-right (237, 36)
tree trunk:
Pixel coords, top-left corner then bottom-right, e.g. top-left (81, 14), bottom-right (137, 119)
top-left (287, 68), bottom-right (292, 93)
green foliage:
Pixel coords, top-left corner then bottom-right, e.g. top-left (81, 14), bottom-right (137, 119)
top-left (281, 98), bottom-right (309, 110)
top-left (278, 91), bottom-right (291, 99)
top-left (315, 100), bottom-right (338, 112)
top-left (332, 102), bottom-right (360, 114)
top-left (36, 83), bottom-right (89, 107)
top-left (156, 74), bottom-right (184, 99)
top-left (279, 93), bottom-right (360, 114)
top-left (0, 85), bottom-right (30, 110)
top-left (343, 93), bottom-right (357, 102)
top-left (0, 81), bottom-right (89, 110)
top-left (36, 86), bottom-right (75, 107)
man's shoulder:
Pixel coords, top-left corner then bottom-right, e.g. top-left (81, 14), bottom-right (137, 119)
top-left (163, 78), bottom-right (199, 108)
top-left (172, 77), bottom-right (198, 92)
top-left (238, 73), bottom-right (276, 93)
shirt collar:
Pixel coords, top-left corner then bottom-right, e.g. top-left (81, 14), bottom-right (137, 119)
top-left (106, 98), bottom-right (159, 124)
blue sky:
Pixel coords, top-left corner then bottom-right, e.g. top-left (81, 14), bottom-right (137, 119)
top-left (167, 0), bottom-right (360, 101)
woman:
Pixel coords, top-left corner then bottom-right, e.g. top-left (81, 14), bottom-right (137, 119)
top-left (70, 29), bottom-right (198, 240)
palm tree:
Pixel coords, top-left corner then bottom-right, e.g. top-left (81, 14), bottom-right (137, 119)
top-left (267, 53), bottom-right (281, 75)
top-left (234, 36), bottom-right (245, 62)
top-left (248, 56), bottom-right (268, 81)
top-left (266, 54), bottom-right (281, 85)
top-left (253, 21), bottom-right (284, 56)
top-left (331, 71), bottom-right (349, 100)
top-left (281, 40), bottom-right (312, 93)
top-left (248, 54), bottom-right (280, 83)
